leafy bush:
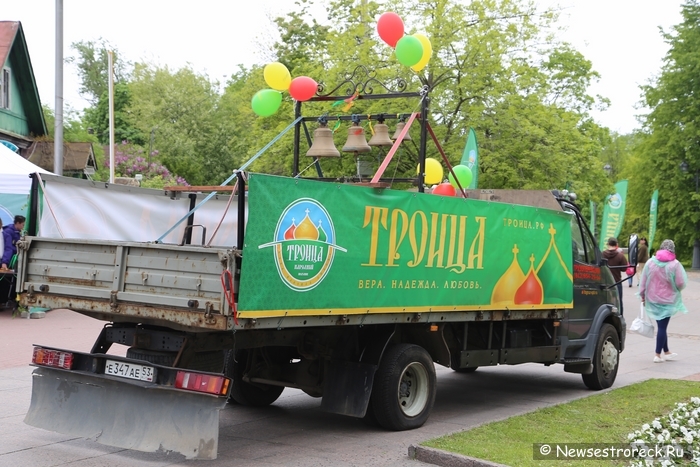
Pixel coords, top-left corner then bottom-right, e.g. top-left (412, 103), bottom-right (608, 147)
top-left (103, 141), bottom-right (189, 188)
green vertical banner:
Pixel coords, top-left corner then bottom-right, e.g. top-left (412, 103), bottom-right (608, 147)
top-left (238, 174), bottom-right (574, 317)
top-left (648, 189), bottom-right (659, 250)
top-left (599, 180), bottom-right (628, 250)
top-left (589, 200), bottom-right (596, 238)
top-left (460, 128), bottom-right (479, 189)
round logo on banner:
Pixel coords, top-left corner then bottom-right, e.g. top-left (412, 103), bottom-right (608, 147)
top-left (259, 198), bottom-right (345, 292)
top-left (608, 193), bottom-right (622, 209)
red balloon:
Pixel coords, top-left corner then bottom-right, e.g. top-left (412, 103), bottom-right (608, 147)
top-left (432, 183), bottom-right (456, 196)
top-left (377, 12), bottom-right (405, 48)
top-left (289, 76), bottom-right (318, 101)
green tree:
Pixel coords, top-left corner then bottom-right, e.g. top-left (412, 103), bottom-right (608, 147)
top-left (228, 0), bottom-right (613, 203)
top-left (41, 105), bottom-right (112, 181)
top-left (638, 0), bottom-right (700, 262)
top-left (42, 105), bottom-right (94, 143)
top-left (67, 39), bottom-right (130, 105)
top-left (88, 82), bottom-right (144, 145)
top-left (127, 63), bottom-right (228, 185)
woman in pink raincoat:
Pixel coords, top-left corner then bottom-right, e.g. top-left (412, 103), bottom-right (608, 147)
top-left (639, 239), bottom-right (688, 363)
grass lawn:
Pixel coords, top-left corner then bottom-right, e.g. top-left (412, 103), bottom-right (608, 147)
top-left (423, 378), bottom-right (700, 467)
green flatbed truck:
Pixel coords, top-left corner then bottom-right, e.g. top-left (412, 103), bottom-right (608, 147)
top-left (17, 173), bottom-right (633, 459)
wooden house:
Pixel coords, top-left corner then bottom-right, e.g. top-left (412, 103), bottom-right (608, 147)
top-left (27, 141), bottom-right (97, 179)
top-left (0, 21), bottom-right (47, 155)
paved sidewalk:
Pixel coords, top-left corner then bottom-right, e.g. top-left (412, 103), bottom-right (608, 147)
top-left (613, 269), bottom-right (700, 385)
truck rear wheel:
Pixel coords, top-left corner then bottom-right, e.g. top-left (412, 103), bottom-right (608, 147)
top-left (371, 344), bottom-right (436, 431)
top-left (224, 349), bottom-right (284, 407)
top-left (582, 323), bottom-right (619, 390)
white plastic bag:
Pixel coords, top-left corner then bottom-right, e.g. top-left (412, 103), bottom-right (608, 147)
top-left (629, 303), bottom-right (655, 338)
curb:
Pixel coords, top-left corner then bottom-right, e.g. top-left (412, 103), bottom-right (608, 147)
top-left (408, 445), bottom-right (510, 467)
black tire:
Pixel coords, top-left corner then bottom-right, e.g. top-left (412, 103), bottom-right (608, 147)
top-left (224, 349), bottom-right (284, 407)
top-left (453, 366), bottom-right (478, 374)
top-left (582, 323), bottom-right (620, 390)
top-left (126, 348), bottom-right (224, 372)
top-left (371, 344), bottom-right (436, 431)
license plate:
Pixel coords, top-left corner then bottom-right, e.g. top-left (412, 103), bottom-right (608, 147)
top-left (105, 359), bottom-right (155, 382)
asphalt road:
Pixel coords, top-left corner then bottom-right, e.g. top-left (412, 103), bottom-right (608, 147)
top-left (1, 275), bottom-right (699, 467)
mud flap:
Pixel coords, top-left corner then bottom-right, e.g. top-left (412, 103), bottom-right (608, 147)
top-left (321, 360), bottom-right (377, 418)
top-left (24, 367), bottom-right (227, 460)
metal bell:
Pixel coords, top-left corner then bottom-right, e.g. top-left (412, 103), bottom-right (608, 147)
top-left (368, 123), bottom-right (394, 147)
top-left (392, 120), bottom-right (413, 142)
top-left (307, 121), bottom-right (340, 158)
top-left (342, 122), bottom-right (371, 153)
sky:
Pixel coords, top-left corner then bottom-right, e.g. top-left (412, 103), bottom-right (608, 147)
top-left (2, 0), bottom-right (684, 135)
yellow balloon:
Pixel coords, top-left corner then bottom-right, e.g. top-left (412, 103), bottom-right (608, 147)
top-left (417, 158), bottom-right (444, 185)
top-left (264, 62), bottom-right (292, 91)
top-left (410, 34), bottom-right (433, 72)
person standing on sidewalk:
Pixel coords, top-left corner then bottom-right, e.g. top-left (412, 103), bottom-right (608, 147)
top-left (603, 237), bottom-right (628, 315)
top-left (639, 239), bottom-right (688, 363)
top-left (636, 237), bottom-right (649, 286)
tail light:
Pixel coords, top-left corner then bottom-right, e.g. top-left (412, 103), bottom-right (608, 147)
top-left (32, 347), bottom-right (74, 369)
top-left (175, 371), bottom-right (230, 396)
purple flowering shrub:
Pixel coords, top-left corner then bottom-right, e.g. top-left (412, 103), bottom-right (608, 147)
top-left (103, 141), bottom-right (189, 187)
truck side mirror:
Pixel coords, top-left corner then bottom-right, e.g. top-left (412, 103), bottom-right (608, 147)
top-left (628, 234), bottom-right (639, 266)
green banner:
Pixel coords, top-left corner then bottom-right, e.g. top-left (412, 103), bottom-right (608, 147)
top-left (599, 180), bottom-right (628, 250)
top-left (460, 128), bottom-right (479, 189)
top-left (238, 174), bottom-right (574, 317)
top-left (589, 200), bottom-right (596, 238)
top-left (649, 189), bottom-right (659, 250)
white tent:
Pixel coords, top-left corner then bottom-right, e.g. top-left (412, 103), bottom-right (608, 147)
top-left (0, 143), bottom-right (51, 194)
top-left (0, 143), bottom-right (51, 225)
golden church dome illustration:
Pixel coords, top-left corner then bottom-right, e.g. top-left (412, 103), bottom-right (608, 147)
top-left (491, 245), bottom-right (526, 307)
top-left (294, 209), bottom-right (319, 240)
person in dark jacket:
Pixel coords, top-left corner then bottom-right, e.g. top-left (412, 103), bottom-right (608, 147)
top-left (1, 215), bottom-right (25, 310)
top-left (1, 215), bottom-right (25, 270)
top-left (602, 237), bottom-right (627, 315)
top-left (636, 237), bottom-right (649, 286)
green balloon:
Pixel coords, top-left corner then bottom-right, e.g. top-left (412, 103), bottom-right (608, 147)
top-left (395, 35), bottom-right (424, 67)
top-left (448, 165), bottom-right (473, 190)
top-left (251, 89), bottom-right (282, 117)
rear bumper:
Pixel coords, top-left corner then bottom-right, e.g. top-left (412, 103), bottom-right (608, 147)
top-left (25, 349), bottom-right (229, 459)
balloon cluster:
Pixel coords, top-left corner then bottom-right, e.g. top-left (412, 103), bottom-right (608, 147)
top-left (418, 158), bottom-right (473, 196)
top-left (377, 12), bottom-right (432, 71)
top-left (251, 62), bottom-right (319, 117)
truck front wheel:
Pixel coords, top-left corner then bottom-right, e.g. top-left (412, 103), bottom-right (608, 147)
top-left (371, 344), bottom-right (436, 431)
top-left (224, 349), bottom-right (284, 407)
top-left (582, 323), bottom-right (620, 390)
